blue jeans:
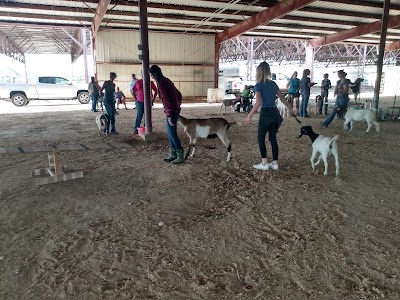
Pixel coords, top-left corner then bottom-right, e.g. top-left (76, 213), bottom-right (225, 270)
top-left (321, 90), bottom-right (329, 115)
top-left (104, 100), bottom-right (116, 132)
top-left (300, 92), bottom-right (310, 117)
top-left (91, 94), bottom-right (99, 111)
top-left (133, 101), bottom-right (144, 131)
top-left (166, 113), bottom-right (182, 149)
top-left (323, 96), bottom-right (350, 128)
top-left (322, 108), bottom-right (338, 127)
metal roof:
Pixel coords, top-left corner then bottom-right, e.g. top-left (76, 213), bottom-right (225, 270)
top-left (0, 0), bottom-right (400, 59)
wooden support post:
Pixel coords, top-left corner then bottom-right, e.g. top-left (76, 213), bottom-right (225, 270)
top-left (53, 150), bottom-right (64, 176)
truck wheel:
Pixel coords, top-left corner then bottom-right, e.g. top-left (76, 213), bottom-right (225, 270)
top-left (78, 92), bottom-right (90, 104)
top-left (11, 94), bottom-right (28, 107)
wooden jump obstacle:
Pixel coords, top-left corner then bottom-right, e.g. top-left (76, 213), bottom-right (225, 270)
top-left (31, 150), bottom-right (83, 186)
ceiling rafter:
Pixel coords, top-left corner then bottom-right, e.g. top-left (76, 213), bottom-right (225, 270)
top-left (310, 14), bottom-right (400, 47)
top-left (2, 1), bottom-right (391, 24)
top-left (298, 7), bottom-right (384, 20)
top-left (385, 40), bottom-right (400, 51)
top-left (216, 0), bottom-right (318, 44)
top-left (1, 0), bottom-right (400, 61)
top-left (324, 0), bottom-right (400, 10)
top-left (92, 0), bottom-right (112, 38)
top-left (0, 30), bottom-right (25, 63)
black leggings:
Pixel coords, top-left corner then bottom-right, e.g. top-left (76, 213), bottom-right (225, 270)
top-left (258, 108), bottom-right (279, 160)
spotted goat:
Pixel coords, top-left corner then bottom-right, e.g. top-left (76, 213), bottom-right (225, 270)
top-left (178, 116), bottom-right (236, 162)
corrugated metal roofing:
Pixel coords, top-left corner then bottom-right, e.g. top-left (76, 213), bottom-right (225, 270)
top-left (1, 0), bottom-right (400, 55)
top-left (310, 1), bottom-right (393, 15)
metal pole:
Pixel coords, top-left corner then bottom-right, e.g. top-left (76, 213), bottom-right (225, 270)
top-left (81, 28), bottom-right (89, 84)
top-left (24, 57), bottom-right (28, 83)
top-left (214, 39), bottom-right (220, 88)
top-left (373, 0), bottom-right (391, 111)
top-left (246, 37), bottom-right (254, 81)
top-left (305, 44), bottom-right (314, 82)
top-left (139, 0), bottom-right (152, 133)
top-left (360, 45), bottom-right (367, 101)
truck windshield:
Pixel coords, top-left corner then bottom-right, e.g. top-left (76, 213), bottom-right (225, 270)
top-left (38, 77), bottom-right (70, 84)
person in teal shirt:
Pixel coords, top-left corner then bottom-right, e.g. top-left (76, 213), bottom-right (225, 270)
top-left (286, 71), bottom-right (300, 114)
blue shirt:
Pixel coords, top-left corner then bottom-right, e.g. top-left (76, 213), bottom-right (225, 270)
top-left (300, 77), bottom-right (311, 94)
top-left (103, 81), bottom-right (115, 103)
top-left (114, 91), bottom-right (125, 100)
top-left (254, 80), bottom-right (279, 108)
top-left (288, 78), bottom-right (300, 94)
top-left (321, 78), bottom-right (331, 91)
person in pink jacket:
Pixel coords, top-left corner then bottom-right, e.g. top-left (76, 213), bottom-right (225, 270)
top-left (132, 78), bottom-right (157, 134)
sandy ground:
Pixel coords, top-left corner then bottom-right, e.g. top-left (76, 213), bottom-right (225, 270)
top-left (0, 99), bottom-right (399, 300)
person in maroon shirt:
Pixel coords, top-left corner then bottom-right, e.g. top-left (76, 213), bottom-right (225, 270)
top-left (149, 65), bottom-right (184, 164)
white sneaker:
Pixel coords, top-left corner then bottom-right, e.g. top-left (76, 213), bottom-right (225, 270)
top-left (253, 162), bottom-right (270, 170)
top-left (269, 163), bottom-right (279, 171)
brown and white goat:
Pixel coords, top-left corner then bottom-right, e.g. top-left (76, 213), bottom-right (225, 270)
top-left (178, 116), bottom-right (234, 162)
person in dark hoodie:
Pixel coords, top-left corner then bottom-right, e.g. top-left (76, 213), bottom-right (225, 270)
top-left (149, 65), bottom-right (184, 164)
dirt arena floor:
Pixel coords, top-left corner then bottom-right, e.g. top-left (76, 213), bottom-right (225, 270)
top-left (1, 101), bottom-right (399, 300)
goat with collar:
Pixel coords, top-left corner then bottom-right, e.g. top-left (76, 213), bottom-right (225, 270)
top-left (96, 113), bottom-right (109, 136)
top-left (298, 126), bottom-right (339, 176)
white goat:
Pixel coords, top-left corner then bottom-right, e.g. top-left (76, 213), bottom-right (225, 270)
top-left (276, 100), bottom-right (290, 117)
top-left (343, 109), bottom-right (380, 132)
top-left (298, 126), bottom-right (339, 176)
top-left (178, 116), bottom-right (234, 162)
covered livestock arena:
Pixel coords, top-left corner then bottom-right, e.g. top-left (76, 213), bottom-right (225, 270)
top-left (1, 1), bottom-right (400, 299)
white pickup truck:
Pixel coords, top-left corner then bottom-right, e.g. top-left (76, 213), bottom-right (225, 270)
top-left (0, 76), bottom-right (90, 107)
top-left (224, 72), bottom-right (289, 95)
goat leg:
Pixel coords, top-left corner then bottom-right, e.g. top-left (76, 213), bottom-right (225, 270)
top-left (322, 155), bottom-right (329, 176)
top-left (226, 143), bottom-right (232, 162)
top-left (190, 138), bottom-right (197, 157)
top-left (185, 145), bottom-right (191, 159)
top-left (310, 149), bottom-right (318, 170)
top-left (334, 152), bottom-right (339, 176)
top-left (365, 121), bottom-right (372, 133)
top-left (314, 155), bottom-right (322, 166)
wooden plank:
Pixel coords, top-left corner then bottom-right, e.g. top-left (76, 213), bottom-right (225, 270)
top-left (35, 171), bottom-right (84, 186)
top-left (21, 146), bottom-right (54, 153)
top-left (47, 168), bottom-right (55, 177)
top-left (53, 150), bottom-right (64, 176)
top-left (4, 147), bottom-right (21, 154)
top-left (31, 168), bottom-right (48, 176)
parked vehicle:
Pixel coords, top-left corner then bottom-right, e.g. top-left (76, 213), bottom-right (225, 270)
top-left (271, 73), bottom-right (289, 93)
top-left (0, 76), bottom-right (90, 107)
top-left (223, 73), bottom-right (289, 95)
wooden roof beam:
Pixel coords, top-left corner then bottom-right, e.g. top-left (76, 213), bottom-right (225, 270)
top-left (324, 0), bottom-right (400, 10)
top-left (91, 0), bottom-right (111, 38)
top-left (309, 14), bottom-right (400, 47)
top-left (385, 40), bottom-right (400, 51)
top-left (216, 0), bottom-right (318, 44)
top-left (300, 7), bottom-right (383, 20)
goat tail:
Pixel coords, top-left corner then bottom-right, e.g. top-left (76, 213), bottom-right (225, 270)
top-left (329, 135), bottom-right (339, 149)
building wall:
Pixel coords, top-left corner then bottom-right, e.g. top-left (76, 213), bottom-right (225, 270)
top-left (95, 30), bottom-right (215, 97)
